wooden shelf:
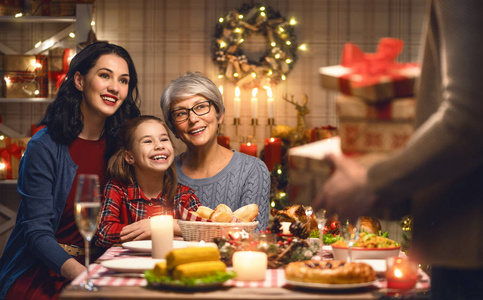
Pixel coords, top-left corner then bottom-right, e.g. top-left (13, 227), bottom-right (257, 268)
top-left (0, 16), bottom-right (76, 23)
top-left (0, 97), bottom-right (54, 104)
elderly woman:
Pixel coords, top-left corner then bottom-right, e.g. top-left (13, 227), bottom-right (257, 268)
top-left (160, 72), bottom-right (270, 231)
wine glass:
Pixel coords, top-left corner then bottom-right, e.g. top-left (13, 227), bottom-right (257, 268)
top-left (315, 209), bottom-right (327, 254)
top-left (74, 174), bottom-right (101, 291)
top-left (340, 217), bottom-right (361, 263)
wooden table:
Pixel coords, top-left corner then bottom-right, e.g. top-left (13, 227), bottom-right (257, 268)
top-left (60, 284), bottom-right (379, 299)
top-left (59, 246), bottom-right (429, 300)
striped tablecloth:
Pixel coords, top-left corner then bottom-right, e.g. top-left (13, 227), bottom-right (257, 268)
top-left (72, 247), bottom-right (430, 290)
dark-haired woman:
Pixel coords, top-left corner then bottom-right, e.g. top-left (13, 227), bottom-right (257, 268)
top-left (0, 42), bottom-right (141, 300)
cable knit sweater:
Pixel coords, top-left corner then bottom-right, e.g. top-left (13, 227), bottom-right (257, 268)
top-left (175, 150), bottom-right (270, 232)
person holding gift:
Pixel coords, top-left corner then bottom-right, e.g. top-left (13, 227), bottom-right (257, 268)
top-left (313, 0), bottom-right (483, 299)
top-left (0, 42), bottom-right (141, 299)
top-left (160, 72), bottom-right (270, 232)
top-left (95, 115), bottom-right (201, 248)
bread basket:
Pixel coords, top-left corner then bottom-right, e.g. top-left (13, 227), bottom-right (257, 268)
top-left (178, 220), bottom-right (259, 242)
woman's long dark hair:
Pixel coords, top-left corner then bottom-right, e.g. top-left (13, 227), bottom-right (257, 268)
top-left (39, 41), bottom-right (141, 161)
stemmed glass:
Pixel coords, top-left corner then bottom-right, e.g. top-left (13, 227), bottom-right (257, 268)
top-left (340, 217), bottom-right (361, 262)
top-left (315, 209), bottom-right (327, 254)
top-left (74, 174), bottom-right (101, 291)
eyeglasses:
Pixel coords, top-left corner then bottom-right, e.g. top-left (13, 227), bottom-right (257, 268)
top-left (170, 100), bottom-right (213, 122)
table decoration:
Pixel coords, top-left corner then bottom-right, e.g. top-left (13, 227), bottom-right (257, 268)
top-left (386, 256), bottom-right (418, 290)
top-left (233, 251), bottom-right (267, 281)
top-left (213, 3), bottom-right (299, 88)
top-left (264, 137), bottom-right (281, 171)
top-left (239, 141), bottom-right (257, 157)
top-left (150, 215), bottom-right (173, 259)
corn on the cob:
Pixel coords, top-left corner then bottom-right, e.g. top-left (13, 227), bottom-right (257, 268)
top-left (153, 260), bottom-right (167, 277)
top-left (172, 261), bottom-right (226, 280)
top-left (166, 247), bottom-right (220, 270)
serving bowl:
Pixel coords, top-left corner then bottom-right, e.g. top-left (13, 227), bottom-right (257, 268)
top-left (331, 245), bottom-right (401, 261)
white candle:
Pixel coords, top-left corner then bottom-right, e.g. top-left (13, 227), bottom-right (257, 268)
top-left (187, 241), bottom-right (218, 249)
top-left (234, 86), bottom-right (241, 118)
top-left (266, 86), bottom-right (274, 118)
top-left (232, 251), bottom-right (267, 281)
top-left (150, 215), bottom-right (173, 259)
top-left (251, 88), bottom-right (258, 119)
top-left (281, 222), bottom-right (291, 235)
top-left (219, 85), bottom-right (224, 103)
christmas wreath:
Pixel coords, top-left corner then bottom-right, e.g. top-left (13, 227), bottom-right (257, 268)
top-left (213, 3), bottom-right (298, 89)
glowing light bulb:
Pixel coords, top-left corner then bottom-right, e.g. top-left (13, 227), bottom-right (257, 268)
top-left (238, 14), bottom-right (244, 19)
top-left (275, 53), bottom-right (280, 59)
top-left (220, 41), bottom-right (226, 48)
top-left (251, 72), bottom-right (256, 78)
top-left (299, 44), bottom-right (307, 51)
top-left (290, 18), bottom-right (297, 25)
top-left (234, 73), bottom-right (239, 78)
top-left (69, 32), bottom-right (75, 38)
top-left (90, 21), bottom-right (95, 26)
top-left (260, 12), bottom-right (266, 17)
top-left (260, 6), bottom-right (266, 11)
top-left (14, 13), bottom-right (22, 18)
top-left (286, 59), bottom-right (292, 64)
top-left (286, 41), bottom-right (291, 45)
top-left (219, 17), bottom-right (224, 23)
top-left (281, 75), bottom-right (286, 80)
top-left (271, 42), bottom-right (276, 47)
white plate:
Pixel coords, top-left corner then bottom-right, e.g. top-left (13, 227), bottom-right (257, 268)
top-left (101, 258), bottom-right (165, 273)
top-left (285, 279), bottom-right (376, 290)
top-left (122, 240), bottom-right (191, 253)
top-left (355, 259), bottom-right (386, 273)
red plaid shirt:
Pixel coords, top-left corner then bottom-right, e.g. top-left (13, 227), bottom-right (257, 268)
top-left (95, 179), bottom-right (200, 247)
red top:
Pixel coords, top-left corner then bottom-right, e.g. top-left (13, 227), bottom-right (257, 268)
top-left (56, 137), bottom-right (106, 246)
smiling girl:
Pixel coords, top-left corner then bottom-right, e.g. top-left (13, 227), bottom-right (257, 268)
top-left (95, 115), bottom-right (201, 248)
top-left (0, 42), bottom-right (141, 300)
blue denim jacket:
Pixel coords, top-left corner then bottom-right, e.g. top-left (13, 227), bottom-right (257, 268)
top-left (0, 128), bottom-right (78, 299)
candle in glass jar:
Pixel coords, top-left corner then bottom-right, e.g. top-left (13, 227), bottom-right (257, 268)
top-left (251, 88), bottom-right (258, 119)
top-left (386, 257), bottom-right (418, 290)
top-left (266, 86), bottom-right (274, 118)
top-left (234, 86), bottom-right (241, 118)
top-left (233, 251), bottom-right (267, 281)
top-left (150, 215), bottom-right (173, 259)
top-left (264, 137), bottom-right (281, 171)
top-left (239, 142), bottom-right (257, 157)
top-left (187, 240), bottom-right (218, 249)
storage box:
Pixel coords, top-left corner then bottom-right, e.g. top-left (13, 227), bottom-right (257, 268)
top-left (319, 38), bottom-right (420, 102)
top-left (339, 120), bottom-right (413, 153)
top-left (320, 64), bottom-right (420, 102)
top-left (1, 55), bottom-right (47, 73)
top-left (337, 95), bottom-right (415, 153)
top-left (287, 138), bottom-right (341, 206)
top-left (2, 71), bottom-right (48, 98)
top-left (0, 137), bottom-right (30, 180)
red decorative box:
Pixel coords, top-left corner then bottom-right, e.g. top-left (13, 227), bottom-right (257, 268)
top-left (319, 38), bottom-right (420, 102)
top-left (0, 137), bottom-right (30, 180)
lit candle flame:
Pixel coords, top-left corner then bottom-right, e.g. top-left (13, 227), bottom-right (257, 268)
top-left (235, 86), bottom-right (240, 97)
top-left (394, 268), bottom-right (403, 278)
top-left (252, 88), bottom-right (258, 97)
top-left (267, 87), bottom-right (272, 98)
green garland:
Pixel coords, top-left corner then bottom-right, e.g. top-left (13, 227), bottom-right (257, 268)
top-left (213, 3), bottom-right (298, 89)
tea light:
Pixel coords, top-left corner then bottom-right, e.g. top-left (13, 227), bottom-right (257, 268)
top-left (386, 257), bottom-right (418, 290)
top-left (187, 240), bottom-right (218, 248)
top-left (281, 222), bottom-right (291, 235)
top-left (150, 215), bottom-right (173, 259)
top-left (233, 251), bottom-right (267, 281)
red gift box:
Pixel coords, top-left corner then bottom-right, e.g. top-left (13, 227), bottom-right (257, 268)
top-left (0, 137), bottom-right (30, 180)
top-left (319, 38), bottom-right (420, 102)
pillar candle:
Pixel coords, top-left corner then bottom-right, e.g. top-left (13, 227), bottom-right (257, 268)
top-left (234, 86), bottom-right (241, 118)
top-left (281, 222), bottom-right (291, 235)
top-left (264, 137), bottom-right (281, 171)
top-left (232, 251), bottom-right (267, 281)
top-left (251, 88), bottom-right (258, 119)
top-left (239, 142), bottom-right (257, 157)
top-left (266, 86), bottom-right (274, 118)
top-left (150, 215), bottom-right (173, 259)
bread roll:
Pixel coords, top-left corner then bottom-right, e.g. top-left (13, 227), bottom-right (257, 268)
top-left (210, 204), bottom-right (233, 222)
top-left (234, 204), bottom-right (259, 222)
top-left (195, 206), bottom-right (214, 219)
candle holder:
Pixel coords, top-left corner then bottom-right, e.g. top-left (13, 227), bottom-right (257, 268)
top-left (233, 118), bottom-right (241, 136)
top-left (386, 257), bottom-right (418, 290)
top-left (251, 118), bottom-right (258, 136)
top-left (267, 118), bottom-right (275, 136)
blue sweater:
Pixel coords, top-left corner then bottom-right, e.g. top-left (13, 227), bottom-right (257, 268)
top-left (175, 151), bottom-right (270, 232)
top-left (0, 128), bottom-right (77, 299)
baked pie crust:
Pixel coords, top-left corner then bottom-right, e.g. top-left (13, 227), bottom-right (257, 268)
top-left (285, 260), bottom-right (376, 284)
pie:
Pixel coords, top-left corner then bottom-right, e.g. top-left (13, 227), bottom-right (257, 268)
top-left (284, 260), bottom-right (376, 284)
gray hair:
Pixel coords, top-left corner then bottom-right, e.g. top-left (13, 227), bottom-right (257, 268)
top-left (160, 71), bottom-right (225, 134)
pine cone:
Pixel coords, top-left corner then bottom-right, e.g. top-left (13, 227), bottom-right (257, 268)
top-left (289, 221), bottom-right (310, 239)
top-left (270, 216), bottom-right (283, 234)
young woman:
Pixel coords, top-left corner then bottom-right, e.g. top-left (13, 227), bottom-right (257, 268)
top-left (0, 42), bottom-right (141, 300)
top-left (160, 72), bottom-right (270, 232)
top-left (95, 115), bottom-right (200, 247)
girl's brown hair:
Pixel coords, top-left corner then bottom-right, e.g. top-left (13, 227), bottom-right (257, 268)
top-left (107, 115), bottom-right (177, 205)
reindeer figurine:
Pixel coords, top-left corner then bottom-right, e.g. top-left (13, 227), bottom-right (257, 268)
top-left (272, 94), bottom-right (309, 147)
